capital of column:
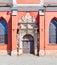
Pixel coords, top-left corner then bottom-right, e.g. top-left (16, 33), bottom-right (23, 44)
top-left (39, 10), bottom-right (45, 15)
top-left (11, 10), bottom-right (17, 16)
top-left (13, 0), bottom-right (17, 6)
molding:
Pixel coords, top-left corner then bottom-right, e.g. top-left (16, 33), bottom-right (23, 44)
top-left (0, 4), bottom-right (57, 11)
top-left (16, 4), bottom-right (43, 6)
top-left (12, 10), bottom-right (17, 15)
top-left (39, 10), bottom-right (45, 15)
top-left (45, 7), bottom-right (57, 11)
top-left (12, 4), bottom-right (44, 11)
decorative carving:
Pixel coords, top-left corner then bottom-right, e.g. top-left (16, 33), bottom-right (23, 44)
top-left (19, 13), bottom-right (37, 29)
top-left (17, 13), bottom-right (38, 55)
top-left (21, 13), bottom-right (36, 23)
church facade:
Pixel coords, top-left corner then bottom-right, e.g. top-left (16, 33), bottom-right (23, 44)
top-left (0, 0), bottom-right (57, 56)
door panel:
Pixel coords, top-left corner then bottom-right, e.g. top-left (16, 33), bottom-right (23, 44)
top-left (30, 41), bottom-right (34, 54)
top-left (22, 40), bottom-right (34, 54)
top-left (23, 41), bottom-right (30, 53)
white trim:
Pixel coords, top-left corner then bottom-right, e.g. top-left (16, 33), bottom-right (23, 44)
top-left (12, 10), bottom-right (17, 15)
top-left (13, 0), bottom-right (17, 6)
top-left (16, 4), bottom-right (43, 6)
top-left (40, 0), bottom-right (44, 5)
top-left (39, 10), bottom-right (45, 15)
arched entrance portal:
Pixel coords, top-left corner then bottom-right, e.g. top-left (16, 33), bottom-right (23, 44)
top-left (17, 13), bottom-right (38, 55)
top-left (22, 34), bottom-right (34, 54)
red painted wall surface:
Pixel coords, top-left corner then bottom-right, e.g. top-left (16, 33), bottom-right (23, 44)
top-left (45, 12), bottom-right (57, 50)
top-left (16, 0), bottom-right (40, 4)
top-left (12, 12), bottom-right (39, 50)
top-left (0, 12), bottom-right (11, 50)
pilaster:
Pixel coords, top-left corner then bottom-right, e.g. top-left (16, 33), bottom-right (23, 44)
top-left (11, 10), bottom-right (18, 56)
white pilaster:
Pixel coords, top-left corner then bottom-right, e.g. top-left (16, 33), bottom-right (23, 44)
top-left (13, 0), bottom-right (17, 6)
top-left (39, 10), bottom-right (45, 15)
top-left (40, 0), bottom-right (44, 5)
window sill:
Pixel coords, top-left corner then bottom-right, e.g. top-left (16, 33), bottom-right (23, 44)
top-left (0, 44), bottom-right (7, 46)
top-left (48, 44), bottom-right (57, 46)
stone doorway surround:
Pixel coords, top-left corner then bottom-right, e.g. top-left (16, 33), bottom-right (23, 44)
top-left (17, 13), bottom-right (38, 55)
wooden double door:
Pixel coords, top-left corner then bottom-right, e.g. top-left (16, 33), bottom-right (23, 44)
top-left (22, 40), bottom-right (34, 54)
top-left (22, 35), bottom-right (34, 54)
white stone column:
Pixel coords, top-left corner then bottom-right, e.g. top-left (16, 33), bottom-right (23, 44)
top-left (40, 0), bottom-right (44, 5)
top-left (12, 0), bottom-right (17, 6)
top-left (19, 33), bottom-right (23, 55)
top-left (34, 28), bottom-right (38, 55)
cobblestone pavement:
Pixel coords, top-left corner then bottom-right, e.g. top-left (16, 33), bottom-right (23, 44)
top-left (0, 54), bottom-right (57, 65)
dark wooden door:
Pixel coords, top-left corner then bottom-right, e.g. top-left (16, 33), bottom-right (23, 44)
top-left (23, 41), bottom-right (30, 53)
top-left (30, 41), bottom-right (34, 54)
top-left (22, 35), bottom-right (34, 54)
top-left (22, 40), bottom-right (34, 54)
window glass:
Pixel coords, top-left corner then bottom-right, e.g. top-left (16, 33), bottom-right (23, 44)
top-left (49, 20), bottom-right (57, 44)
top-left (0, 19), bottom-right (8, 44)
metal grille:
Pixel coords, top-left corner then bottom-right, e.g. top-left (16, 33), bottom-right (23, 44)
top-left (49, 20), bottom-right (57, 44)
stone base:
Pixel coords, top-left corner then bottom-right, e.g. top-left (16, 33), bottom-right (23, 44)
top-left (39, 50), bottom-right (45, 56)
top-left (45, 50), bottom-right (57, 56)
top-left (18, 49), bottom-right (23, 55)
top-left (39, 50), bottom-right (57, 56)
top-left (11, 50), bottom-right (17, 56)
top-left (0, 50), bottom-right (8, 55)
top-left (34, 49), bottom-right (38, 55)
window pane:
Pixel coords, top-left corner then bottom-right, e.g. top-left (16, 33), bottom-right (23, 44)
top-left (0, 19), bottom-right (8, 44)
top-left (49, 20), bottom-right (57, 44)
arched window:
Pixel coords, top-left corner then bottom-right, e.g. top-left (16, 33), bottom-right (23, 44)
top-left (0, 19), bottom-right (8, 44)
top-left (49, 19), bottom-right (57, 44)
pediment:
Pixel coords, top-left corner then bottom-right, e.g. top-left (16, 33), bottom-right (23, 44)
top-left (20, 13), bottom-right (36, 23)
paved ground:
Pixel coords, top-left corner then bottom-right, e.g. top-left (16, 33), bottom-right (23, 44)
top-left (0, 54), bottom-right (57, 65)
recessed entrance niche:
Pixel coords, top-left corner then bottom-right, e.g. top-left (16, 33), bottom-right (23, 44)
top-left (17, 13), bottom-right (39, 55)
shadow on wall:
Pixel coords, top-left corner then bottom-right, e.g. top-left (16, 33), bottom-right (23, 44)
top-left (36, 13), bottom-right (39, 56)
top-left (7, 16), bottom-right (12, 55)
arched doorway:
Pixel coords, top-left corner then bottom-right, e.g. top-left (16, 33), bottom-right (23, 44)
top-left (22, 34), bottom-right (34, 54)
top-left (17, 13), bottom-right (38, 55)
